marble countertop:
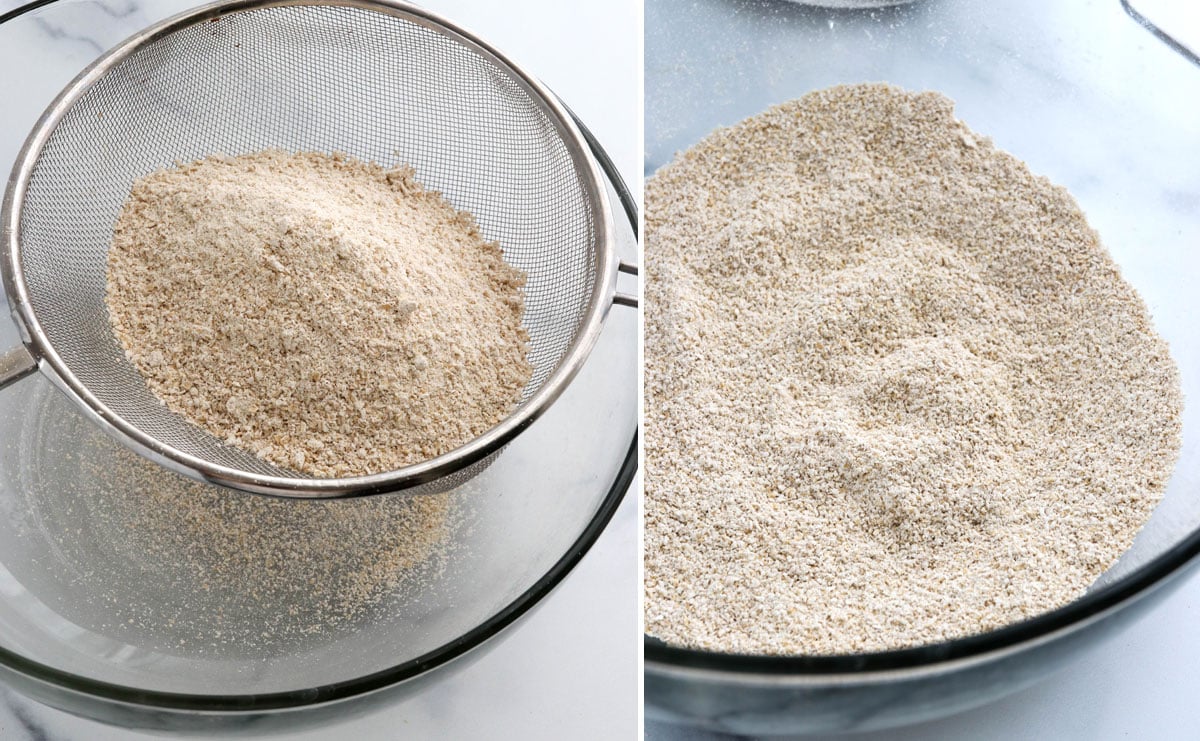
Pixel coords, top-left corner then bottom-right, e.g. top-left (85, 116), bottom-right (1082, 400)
top-left (0, 0), bottom-right (638, 739)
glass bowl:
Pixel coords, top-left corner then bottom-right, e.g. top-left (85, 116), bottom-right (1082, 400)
top-left (644, 0), bottom-right (1200, 734)
top-left (0, 0), bottom-right (638, 732)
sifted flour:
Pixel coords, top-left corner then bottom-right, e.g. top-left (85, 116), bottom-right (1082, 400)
top-left (106, 150), bottom-right (532, 478)
top-left (11, 398), bottom-right (458, 651)
top-left (644, 84), bottom-right (1183, 655)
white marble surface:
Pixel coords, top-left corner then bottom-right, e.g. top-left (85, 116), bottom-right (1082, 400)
top-left (0, 0), bottom-right (638, 738)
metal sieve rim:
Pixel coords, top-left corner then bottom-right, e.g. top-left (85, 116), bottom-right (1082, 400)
top-left (0, 0), bottom-right (618, 498)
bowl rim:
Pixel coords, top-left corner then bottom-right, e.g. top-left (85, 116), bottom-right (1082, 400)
top-left (0, 0), bottom-right (640, 707)
top-left (645, 529), bottom-right (1200, 678)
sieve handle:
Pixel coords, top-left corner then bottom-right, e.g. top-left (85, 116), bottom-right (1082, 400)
top-left (0, 344), bottom-right (36, 390)
top-left (614, 260), bottom-right (639, 308)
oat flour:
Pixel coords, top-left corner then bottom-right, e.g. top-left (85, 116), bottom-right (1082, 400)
top-left (644, 84), bottom-right (1183, 655)
top-left (107, 150), bottom-right (531, 477)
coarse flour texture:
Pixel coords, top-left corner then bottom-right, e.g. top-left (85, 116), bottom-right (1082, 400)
top-left (7, 383), bottom-right (457, 650)
top-left (107, 151), bottom-right (531, 477)
top-left (69, 442), bottom-right (456, 649)
top-left (644, 84), bottom-right (1183, 655)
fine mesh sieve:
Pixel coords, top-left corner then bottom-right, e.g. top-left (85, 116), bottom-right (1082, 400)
top-left (0, 0), bottom-right (636, 498)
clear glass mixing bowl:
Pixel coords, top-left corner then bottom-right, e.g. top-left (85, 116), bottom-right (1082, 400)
top-left (0, 0), bottom-right (638, 732)
top-left (644, 0), bottom-right (1200, 734)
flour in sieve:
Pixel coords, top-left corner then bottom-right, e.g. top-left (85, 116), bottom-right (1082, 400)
top-left (106, 150), bottom-right (532, 477)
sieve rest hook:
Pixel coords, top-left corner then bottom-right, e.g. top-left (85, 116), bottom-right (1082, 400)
top-left (614, 260), bottom-right (639, 308)
top-left (0, 344), bottom-right (36, 390)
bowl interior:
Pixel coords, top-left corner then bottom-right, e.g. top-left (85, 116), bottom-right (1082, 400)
top-left (645, 0), bottom-right (1200, 656)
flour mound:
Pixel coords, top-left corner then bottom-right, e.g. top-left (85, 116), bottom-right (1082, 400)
top-left (107, 151), bottom-right (531, 477)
